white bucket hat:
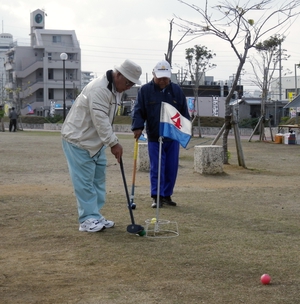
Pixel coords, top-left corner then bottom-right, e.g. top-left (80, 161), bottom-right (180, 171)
top-left (114, 59), bottom-right (142, 85)
top-left (153, 60), bottom-right (171, 78)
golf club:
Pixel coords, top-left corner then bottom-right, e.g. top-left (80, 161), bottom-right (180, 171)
top-left (119, 157), bottom-right (145, 235)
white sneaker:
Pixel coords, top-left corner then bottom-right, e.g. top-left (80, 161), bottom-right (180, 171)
top-left (99, 217), bottom-right (115, 228)
top-left (79, 218), bottom-right (105, 232)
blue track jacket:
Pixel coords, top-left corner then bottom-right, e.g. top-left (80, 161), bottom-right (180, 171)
top-left (131, 80), bottom-right (190, 142)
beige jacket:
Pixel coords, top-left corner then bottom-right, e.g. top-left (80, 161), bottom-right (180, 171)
top-left (61, 73), bottom-right (122, 157)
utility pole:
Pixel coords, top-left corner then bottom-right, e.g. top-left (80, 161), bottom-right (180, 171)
top-left (165, 19), bottom-right (174, 66)
top-left (295, 63), bottom-right (300, 96)
top-left (165, 19), bottom-right (190, 68)
top-left (279, 42), bottom-right (282, 102)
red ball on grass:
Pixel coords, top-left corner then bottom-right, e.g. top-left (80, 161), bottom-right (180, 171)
top-left (261, 274), bottom-right (271, 285)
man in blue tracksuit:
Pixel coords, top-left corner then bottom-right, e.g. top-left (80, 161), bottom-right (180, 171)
top-left (132, 60), bottom-right (190, 208)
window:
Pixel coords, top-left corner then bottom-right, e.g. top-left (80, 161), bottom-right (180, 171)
top-left (48, 69), bottom-right (53, 80)
top-left (48, 89), bottom-right (54, 99)
top-left (52, 36), bottom-right (61, 43)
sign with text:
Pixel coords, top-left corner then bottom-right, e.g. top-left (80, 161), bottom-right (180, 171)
top-left (212, 96), bottom-right (219, 117)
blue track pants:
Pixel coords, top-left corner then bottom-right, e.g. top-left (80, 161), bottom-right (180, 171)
top-left (148, 140), bottom-right (180, 198)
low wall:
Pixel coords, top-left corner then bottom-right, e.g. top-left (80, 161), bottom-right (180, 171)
top-left (3, 122), bottom-right (44, 130)
top-left (113, 125), bottom-right (254, 136)
top-left (3, 122), bottom-right (257, 136)
top-left (44, 123), bottom-right (62, 131)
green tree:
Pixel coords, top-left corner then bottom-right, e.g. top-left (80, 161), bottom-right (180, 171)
top-left (185, 45), bottom-right (216, 136)
top-left (249, 35), bottom-right (288, 138)
top-left (6, 80), bottom-right (32, 115)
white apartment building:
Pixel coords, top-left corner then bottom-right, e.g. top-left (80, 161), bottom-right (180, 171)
top-left (81, 71), bottom-right (94, 91)
top-left (4, 9), bottom-right (81, 116)
top-left (0, 32), bottom-right (13, 105)
top-left (270, 75), bottom-right (300, 102)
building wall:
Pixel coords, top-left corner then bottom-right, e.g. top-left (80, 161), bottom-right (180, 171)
top-left (186, 96), bottom-right (226, 117)
top-left (270, 76), bottom-right (300, 101)
top-left (4, 16), bottom-right (81, 116)
top-left (0, 33), bottom-right (13, 105)
top-left (81, 71), bottom-right (94, 90)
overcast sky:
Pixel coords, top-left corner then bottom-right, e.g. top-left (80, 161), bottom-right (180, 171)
top-left (1, 0), bottom-right (300, 94)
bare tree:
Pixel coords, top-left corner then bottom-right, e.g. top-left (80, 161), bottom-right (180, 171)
top-left (175, 0), bottom-right (300, 164)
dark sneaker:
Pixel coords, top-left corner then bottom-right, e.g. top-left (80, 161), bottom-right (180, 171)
top-left (151, 198), bottom-right (163, 208)
top-left (162, 197), bottom-right (177, 206)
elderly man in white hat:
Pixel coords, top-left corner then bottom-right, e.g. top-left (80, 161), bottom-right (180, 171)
top-left (61, 59), bottom-right (142, 233)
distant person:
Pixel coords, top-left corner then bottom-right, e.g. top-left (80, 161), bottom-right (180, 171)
top-left (0, 105), bottom-right (5, 132)
top-left (131, 60), bottom-right (190, 208)
top-left (9, 107), bottom-right (18, 132)
top-left (61, 59), bottom-right (142, 232)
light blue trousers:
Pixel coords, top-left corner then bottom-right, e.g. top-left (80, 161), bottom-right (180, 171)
top-left (62, 139), bottom-right (107, 223)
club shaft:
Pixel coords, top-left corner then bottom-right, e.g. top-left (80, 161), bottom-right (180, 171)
top-left (120, 158), bottom-right (135, 225)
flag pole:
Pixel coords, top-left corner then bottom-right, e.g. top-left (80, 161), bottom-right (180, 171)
top-left (155, 136), bottom-right (163, 224)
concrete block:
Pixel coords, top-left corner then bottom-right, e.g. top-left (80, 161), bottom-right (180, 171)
top-left (137, 143), bottom-right (150, 171)
top-left (194, 145), bottom-right (223, 174)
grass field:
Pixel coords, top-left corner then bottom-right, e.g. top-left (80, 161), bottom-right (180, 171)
top-left (1, 131), bottom-right (300, 304)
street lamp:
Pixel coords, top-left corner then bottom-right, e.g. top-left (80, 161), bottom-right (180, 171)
top-left (60, 52), bottom-right (68, 121)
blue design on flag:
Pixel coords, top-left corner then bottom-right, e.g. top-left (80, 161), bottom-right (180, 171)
top-left (159, 102), bottom-right (192, 148)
